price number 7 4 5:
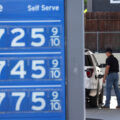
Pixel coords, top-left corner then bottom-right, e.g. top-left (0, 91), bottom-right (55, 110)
top-left (0, 60), bottom-right (46, 79)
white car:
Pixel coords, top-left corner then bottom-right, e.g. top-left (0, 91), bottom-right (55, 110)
top-left (85, 49), bottom-right (104, 107)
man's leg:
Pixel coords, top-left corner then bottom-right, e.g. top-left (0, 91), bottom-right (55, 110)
top-left (113, 73), bottom-right (120, 106)
top-left (105, 74), bottom-right (114, 107)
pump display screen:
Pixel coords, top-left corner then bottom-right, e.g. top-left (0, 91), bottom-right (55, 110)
top-left (0, 0), bottom-right (65, 120)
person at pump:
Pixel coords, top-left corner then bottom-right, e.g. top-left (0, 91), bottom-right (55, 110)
top-left (103, 48), bottom-right (120, 109)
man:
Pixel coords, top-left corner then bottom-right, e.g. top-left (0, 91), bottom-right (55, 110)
top-left (103, 48), bottom-right (120, 108)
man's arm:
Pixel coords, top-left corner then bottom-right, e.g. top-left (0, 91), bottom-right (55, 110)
top-left (103, 65), bottom-right (110, 83)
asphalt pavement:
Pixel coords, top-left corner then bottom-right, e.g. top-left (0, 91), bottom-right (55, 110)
top-left (86, 109), bottom-right (120, 120)
top-left (86, 88), bottom-right (120, 120)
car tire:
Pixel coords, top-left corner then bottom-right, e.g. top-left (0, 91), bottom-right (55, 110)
top-left (86, 89), bottom-right (91, 107)
top-left (89, 96), bottom-right (98, 108)
top-left (89, 82), bottom-right (99, 108)
top-left (89, 86), bottom-right (104, 108)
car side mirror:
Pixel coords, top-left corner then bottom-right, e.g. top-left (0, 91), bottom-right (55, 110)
top-left (98, 64), bottom-right (106, 68)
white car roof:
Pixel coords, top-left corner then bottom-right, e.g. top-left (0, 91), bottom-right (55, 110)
top-left (85, 49), bottom-right (94, 55)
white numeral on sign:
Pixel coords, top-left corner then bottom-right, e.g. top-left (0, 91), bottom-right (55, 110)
top-left (52, 59), bottom-right (59, 68)
top-left (52, 91), bottom-right (59, 100)
top-left (0, 61), bottom-right (6, 74)
top-left (0, 93), bottom-right (5, 105)
top-left (31, 28), bottom-right (45, 47)
top-left (51, 69), bottom-right (61, 79)
top-left (0, 29), bottom-right (5, 39)
top-left (11, 28), bottom-right (25, 47)
top-left (50, 91), bottom-right (61, 111)
top-left (51, 37), bottom-right (60, 47)
top-left (32, 92), bottom-right (46, 111)
top-left (12, 92), bottom-right (26, 111)
top-left (10, 60), bottom-right (27, 79)
top-left (52, 27), bottom-right (58, 36)
top-left (32, 60), bottom-right (46, 79)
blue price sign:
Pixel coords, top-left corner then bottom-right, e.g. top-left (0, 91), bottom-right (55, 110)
top-left (0, 0), bottom-right (65, 120)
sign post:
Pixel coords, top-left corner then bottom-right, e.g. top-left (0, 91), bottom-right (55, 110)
top-left (0, 0), bottom-right (65, 120)
top-left (66, 0), bottom-right (85, 120)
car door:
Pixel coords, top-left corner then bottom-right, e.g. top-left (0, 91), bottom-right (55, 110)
top-left (91, 54), bottom-right (103, 94)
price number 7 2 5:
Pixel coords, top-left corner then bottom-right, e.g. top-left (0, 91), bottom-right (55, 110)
top-left (0, 27), bottom-right (60, 47)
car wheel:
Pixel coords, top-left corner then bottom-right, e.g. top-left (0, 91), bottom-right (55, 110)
top-left (89, 96), bottom-right (98, 108)
top-left (90, 84), bottom-right (104, 108)
top-left (86, 89), bottom-right (91, 108)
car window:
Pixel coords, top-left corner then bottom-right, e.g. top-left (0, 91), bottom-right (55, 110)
top-left (85, 55), bottom-right (93, 66)
top-left (92, 54), bottom-right (99, 66)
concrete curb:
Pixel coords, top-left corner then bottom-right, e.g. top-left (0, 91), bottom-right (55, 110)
top-left (86, 118), bottom-right (104, 120)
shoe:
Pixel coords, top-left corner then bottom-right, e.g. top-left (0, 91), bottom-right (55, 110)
top-left (116, 106), bottom-right (120, 109)
top-left (102, 106), bottom-right (110, 109)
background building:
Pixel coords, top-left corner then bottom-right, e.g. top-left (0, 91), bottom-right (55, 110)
top-left (88, 0), bottom-right (120, 12)
top-left (85, 12), bottom-right (120, 53)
